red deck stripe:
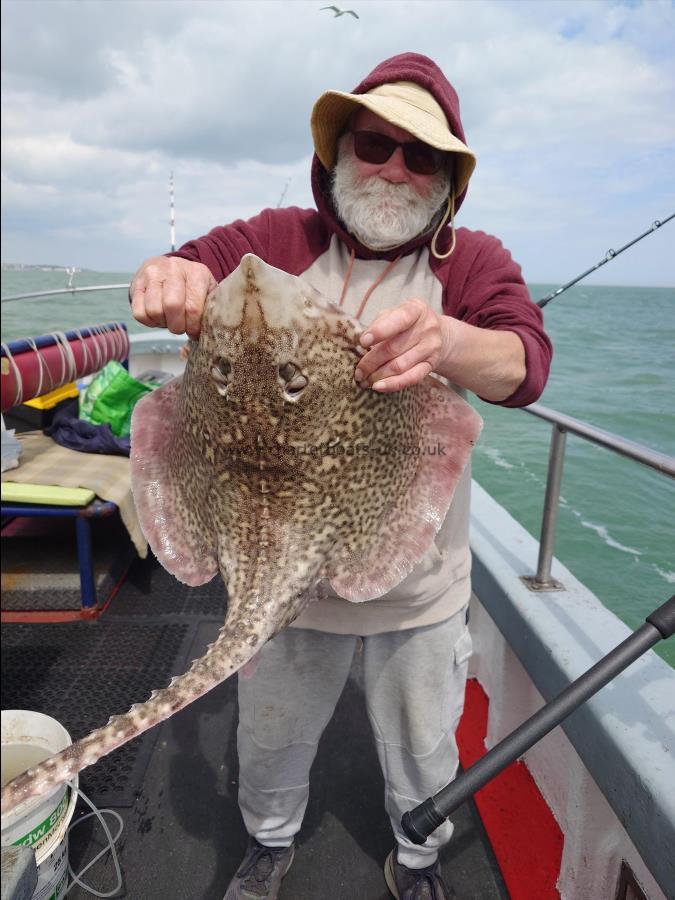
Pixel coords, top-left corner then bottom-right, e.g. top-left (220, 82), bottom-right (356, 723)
top-left (0, 559), bottom-right (131, 624)
top-left (457, 679), bottom-right (563, 899)
top-left (1, 608), bottom-right (100, 623)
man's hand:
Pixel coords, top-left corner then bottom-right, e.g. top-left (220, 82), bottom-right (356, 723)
top-left (354, 299), bottom-right (448, 393)
top-left (130, 256), bottom-right (217, 340)
top-left (354, 298), bottom-right (527, 401)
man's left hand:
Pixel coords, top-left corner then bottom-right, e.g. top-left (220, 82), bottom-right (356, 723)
top-left (354, 299), bottom-right (448, 393)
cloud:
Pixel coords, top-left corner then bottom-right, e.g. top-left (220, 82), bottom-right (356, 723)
top-left (1, 0), bottom-right (674, 283)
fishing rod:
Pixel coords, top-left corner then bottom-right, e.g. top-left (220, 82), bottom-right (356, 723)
top-left (401, 594), bottom-right (674, 844)
top-left (536, 213), bottom-right (675, 308)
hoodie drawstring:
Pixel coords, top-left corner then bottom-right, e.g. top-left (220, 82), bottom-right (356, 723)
top-left (430, 189), bottom-right (457, 261)
top-left (338, 248), bottom-right (403, 320)
top-left (337, 248), bottom-right (356, 308)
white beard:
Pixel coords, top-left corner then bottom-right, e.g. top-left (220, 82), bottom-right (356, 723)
top-left (331, 140), bottom-right (450, 251)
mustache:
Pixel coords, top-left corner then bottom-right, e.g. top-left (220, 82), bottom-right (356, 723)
top-left (351, 176), bottom-right (421, 202)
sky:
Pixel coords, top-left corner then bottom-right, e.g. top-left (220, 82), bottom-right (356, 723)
top-left (1, 0), bottom-right (674, 287)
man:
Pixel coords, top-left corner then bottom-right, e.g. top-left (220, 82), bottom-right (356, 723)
top-left (131, 53), bottom-right (551, 900)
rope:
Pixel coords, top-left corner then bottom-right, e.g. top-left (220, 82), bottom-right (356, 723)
top-left (0, 323), bottom-right (129, 409)
top-left (52, 331), bottom-right (78, 386)
top-left (0, 342), bottom-right (24, 407)
top-left (63, 781), bottom-right (124, 897)
top-left (25, 337), bottom-right (55, 399)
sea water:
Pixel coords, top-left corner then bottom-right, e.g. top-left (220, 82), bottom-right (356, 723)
top-left (2, 271), bottom-right (674, 665)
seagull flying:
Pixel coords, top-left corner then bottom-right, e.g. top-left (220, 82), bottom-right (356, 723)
top-left (321, 5), bottom-right (359, 18)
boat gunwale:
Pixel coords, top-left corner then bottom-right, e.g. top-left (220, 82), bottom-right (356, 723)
top-left (469, 480), bottom-right (675, 899)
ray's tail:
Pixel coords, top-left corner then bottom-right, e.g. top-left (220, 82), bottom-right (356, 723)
top-left (1, 618), bottom-right (272, 817)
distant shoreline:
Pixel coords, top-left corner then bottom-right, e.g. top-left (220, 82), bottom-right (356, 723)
top-left (1, 264), bottom-right (89, 273)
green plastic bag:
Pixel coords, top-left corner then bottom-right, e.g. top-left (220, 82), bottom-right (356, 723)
top-left (79, 361), bottom-right (152, 437)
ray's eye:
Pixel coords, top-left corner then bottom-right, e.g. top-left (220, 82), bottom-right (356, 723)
top-left (278, 362), bottom-right (308, 400)
top-left (211, 357), bottom-right (233, 396)
top-left (279, 362), bottom-right (296, 381)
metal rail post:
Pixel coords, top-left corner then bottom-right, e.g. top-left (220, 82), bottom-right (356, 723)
top-left (523, 424), bottom-right (567, 591)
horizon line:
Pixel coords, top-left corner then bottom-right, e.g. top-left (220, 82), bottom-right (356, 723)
top-left (1, 262), bottom-right (673, 292)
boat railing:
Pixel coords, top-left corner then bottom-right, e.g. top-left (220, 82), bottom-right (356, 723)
top-left (1, 284), bottom-right (130, 303)
top-left (521, 402), bottom-right (675, 591)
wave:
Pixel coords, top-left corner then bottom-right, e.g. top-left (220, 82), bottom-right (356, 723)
top-left (653, 565), bottom-right (675, 585)
top-left (578, 517), bottom-right (642, 557)
top-left (481, 446), bottom-right (514, 470)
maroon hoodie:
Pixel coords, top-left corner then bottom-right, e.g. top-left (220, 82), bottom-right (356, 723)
top-left (171, 52), bottom-right (552, 408)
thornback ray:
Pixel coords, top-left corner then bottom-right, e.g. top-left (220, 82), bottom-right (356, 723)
top-left (1, 254), bottom-right (482, 817)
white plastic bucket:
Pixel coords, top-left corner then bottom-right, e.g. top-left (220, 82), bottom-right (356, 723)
top-left (1, 710), bottom-right (78, 900)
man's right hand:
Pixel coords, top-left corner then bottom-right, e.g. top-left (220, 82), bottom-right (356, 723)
top-left (130, 256), bottom-right (217, 340)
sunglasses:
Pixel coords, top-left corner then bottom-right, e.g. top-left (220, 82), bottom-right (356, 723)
top-left (350, 130), bottom-right (445, 176)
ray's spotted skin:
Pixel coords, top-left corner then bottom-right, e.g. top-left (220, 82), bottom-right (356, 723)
top-left (1, 255), bottom-right (482, 817)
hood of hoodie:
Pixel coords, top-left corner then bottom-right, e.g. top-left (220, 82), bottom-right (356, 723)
top-left (311, 52), bottom-right (472, 261)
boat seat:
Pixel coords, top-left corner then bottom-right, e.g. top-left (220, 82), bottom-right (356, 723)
top-left (1, 433), bottom-right (147, 618)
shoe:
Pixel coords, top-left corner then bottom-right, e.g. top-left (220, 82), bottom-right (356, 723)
top-left (223, 837), bottom-right (295, 899)
top-left (384, 847), bottom-right (455, 900)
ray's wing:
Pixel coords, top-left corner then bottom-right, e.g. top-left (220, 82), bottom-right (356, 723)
top-left (130, 376), bottom-right (218, 586)
top-left (326, 377), bottom-right (482, 602)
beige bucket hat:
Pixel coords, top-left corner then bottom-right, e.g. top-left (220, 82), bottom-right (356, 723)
top-left (311, 80), bottom-right (476, 197)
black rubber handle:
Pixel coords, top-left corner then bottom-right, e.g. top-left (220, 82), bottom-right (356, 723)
top-left (401, 800), bottom-right (446, 845)
top-left (646, 595), bottom-right (675, 639)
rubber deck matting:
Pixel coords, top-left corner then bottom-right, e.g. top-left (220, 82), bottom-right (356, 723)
top-left (1, 615), bottom-right (197, 807)
top-left (2, 554), bottom-right (509, 899)
top-left (62, 614), bottom-right (509, 900)
top-left (107, 556), bottom-right (228, 619)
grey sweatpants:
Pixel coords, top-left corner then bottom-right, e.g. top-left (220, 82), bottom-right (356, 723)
top-left (236, 606), bottom-right (472, 868)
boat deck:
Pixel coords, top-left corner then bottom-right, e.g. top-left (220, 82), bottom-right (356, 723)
top-left (1, 547), bottom-right (509, 899)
